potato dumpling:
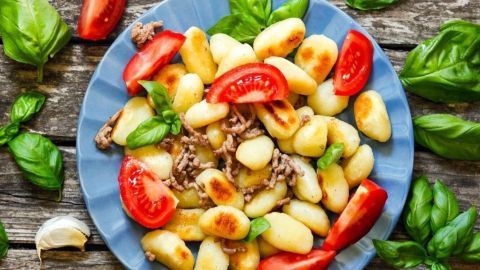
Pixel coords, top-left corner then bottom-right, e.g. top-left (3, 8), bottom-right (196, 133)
top-left (293, 115), bottom-right (328, 157)
top-left (216, 44), bottom-right (258, 78)
top-left (308, 79), bottom-right (349, 116)
top-left (287, 92), bottom-right (300, 106)
top-left (163, 209), bottom-right (206, 241)
top-left (210, 33), bottom-right (242, 64)
top-left (206, 121), bottom-right (227, 150)
top-left (124, 145), bottom-right (173, 180)
top-left (327, 118), bottom-right (360, 158)
top-left (195, 236), bottom-right (229, 270)
top-left (141, 230), bottom-right (194, 270)
top-left (277, 137), bottom-right (295, 154)
top-left (254, 18), bottom-right (306, 60)
top-left (172, 188), bottom-right (201, 209)
top-left (227, 239), bottom-right (260, 270)
top-left (236, 135), bottom-right (274, 170)
top-left (152, 63), bottom-right (187, 97)
top-left (184, 100), bottom-right (229, 128)
top-left (318, 163), bottom-right (349, 213)
top-left (295, 35), bottom-right (338, 84)
top-left (172, 73), bottom-right (204, 113)
top-left (258, 237), bottom-right (280, 258)
top-left (196, 169), bottom-right (244, 209)
top-left (262, 212), bottom-right (313, 254)
top-left (296, 106), bottom-right (315, 119)
top-left (264, 57), bottom-right (317, 95)
top-left (112, 97), bottom-right (155, 146)
top-left (291, 155), bottom-right (322, 203)
top-left (195, 145), bottom-right (219, 167)
top-left (354, 90), bottom-right (392, 142)
top-left (254, 100), bottom-right (300, 139)
top-left (244, 181), bottom-right (287, 218)
top-left (199, 206), bottom-right (250, 240)
top-left (342, 144), bottom-right (374, 188)
top-left (283, 200), bottom-right (330, 237)
top-left (235, 165), bottom-right (272, 188)
top-left (179, 27), bottom-right (217, 84)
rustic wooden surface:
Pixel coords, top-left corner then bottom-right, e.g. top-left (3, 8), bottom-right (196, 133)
top-left (0, 0), bottom-right (479, 269)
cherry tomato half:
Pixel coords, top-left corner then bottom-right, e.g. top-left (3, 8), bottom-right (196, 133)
top-left (77, 0), bottom-right (126, 41)
top-left (259, 249), bottom-right (336, 270)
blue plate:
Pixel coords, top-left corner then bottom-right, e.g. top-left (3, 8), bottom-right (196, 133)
top-left (77, 0), bottom-right (414, 269)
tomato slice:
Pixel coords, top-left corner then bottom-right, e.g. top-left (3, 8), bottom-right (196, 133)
top-left (123, 31), bottom-right (186, 96)
top-left (334, 30), bottom-right (373, 96)
top-left (77, 0), bottom-right (126, 41)
top-left (118, 156), bottom-right (177, 229)
top-left (259, 249), bottom-right (336, 270)
top-left (322, 179), bottom-right (388, 251)
top-left (206, 63), bottom-right (289, 104)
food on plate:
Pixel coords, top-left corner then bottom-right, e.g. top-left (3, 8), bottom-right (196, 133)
top-left (236, 135), bottom-right (275, 170)
top-left (162, 209), bottom-right (206, 241)
top-left (152, 63), bottom-right (187, 97)
top-left (210, 33), bottom-right (243, 64)
top-left (326, 118), bottom-right (361, 158)
top-left (342, 144), bottom-right (375, 188)
top-left (141, 230), bottom-right (194, 270)
top-left (292, 115), bottom-right (328, 157)
top-left (195, 236), bottom-right (229, 270)
top-left (318, 163), bottom-right (349, 213)
top-left (184, 100), bottom-right (230, 128)
top-left (196, 169), bottom-right (244, 209)
top-left (215, 44), bottom-right (259, 78)
top-left (77, 0), bottom-right (126, 41)
top-left (199, 206), bottom-right (251, 240)
top-left (171, 73), bottom-right (204, 113)
top-left (354, 90), bottom-right (392, 142)
top-left (291, 156), bottom-right (322, 203)
top-left (264, 57), bottom-right (317, 95)
top-left (308, 79), bottom-right (350, 116)
top-left (259, 248), bottom-right (336, 270)
top-left (254, 100), bottom-right (300, 139)
top-left (228, 239), bottom-right (261, 270)
top-left (282, 199), bottom-right (330, 237)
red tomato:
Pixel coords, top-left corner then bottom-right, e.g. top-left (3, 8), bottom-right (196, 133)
top-left (259, 249), bottom-right (336, 270)
top-left (323, 179), bottom-right (388, 251)
top-left (123, 31), bottom-right (186, 96)
top-left (206, 63), bottom-right (289, 104)
top-left (118, 156), bottom-right (177, 229)
top-left (77, 0), bottom-right (126, 41)
top-left (334, 30), bottom-right (373, 96)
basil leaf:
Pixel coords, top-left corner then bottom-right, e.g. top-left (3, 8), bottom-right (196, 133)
top-left (431, 262), bottom-right (452, 270)
top-left (413, 114), bottom-right (480, 160)
top-left (316, 143), bottom-right (344, 170)
top-left (372, 240), bottom-right (426, 268)
top-left (267, 0), bottom-right (309, 26)
top-left (346, 0), bottom-right (399, 10)
top-left (0, 221), bottom-right (8, 259)
top-left (459, 232), bottom-right (480, 262)
top-left (244, 217), bottom-right (271, 242)
top-left (430, 180), bottom-right (459, 233)
top-left (127, 116), bottom-right (171, 149)
top-left (427, 207), bottom-right (477, 259)
top-left (139, 80), bottom-right (172, 113)
top-left (229, 0), bottom-right (271, 26)
top-left (10, 91), bottom-right (46, 123)
top-left (208, 14), bottom-right (263, 44)
top-left (162, 110), bottom-right (182, 135)
top-left (0, 0), bottom-right (71, 82)
top-left (0, 122), bottom-right (20, 147)
top-left (400, 20), bottom-right (480, 103)
top-left (403, 176), bottom-right (433, 244)
top-left (8, 133), bottom-right (64, 190)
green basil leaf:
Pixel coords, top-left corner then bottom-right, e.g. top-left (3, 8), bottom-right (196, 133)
top-left (431, 262), bottom-right (452, 270)
top-left (267, 0), bottom-right (309, 26)
top-left (346, 0), bottom-right (399, 10)
top-left (400, 20), bottom-right (480, 103)
top-left (139, 81), bottom-right (172, 113)
top-left (10, 91), bottom-right (46, 123)
top-left (127, 116), bottom-right (171, 149)
top-left (430, 180), bottom-right (459, 233)
top-left (8, 133), bottom-right (64, 190)
top-left (0, 122), bottom-right (20, 147)
top-left (413, 114), bottom-right (480, 160)
top-left (244, 217), bottom-right (271, 242)
top-left (403, 176), bottom-right (433, 244)
top-left (208, 14), bottom-right (263, 44)
top-left (229, 0), bottom-right (271, 26)
top-left (316, 143), bottom-right (344, 170)
top-left (372, 240), bottom-right (426, 268)
top-left (427, 207), bottom-right (477, 259)
top-left (0, 221), bottom-right (8, 259)
top-left (459, 232), bottom-right (480, 262)
top-left (0, 0), bottom-right (71, 82)
top-left (162, 110), bottom-right (182, 135)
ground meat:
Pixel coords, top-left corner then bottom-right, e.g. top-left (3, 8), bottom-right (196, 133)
top-left (94, 109), bottom-right (123, 150)
top-left (294, 95), bottom-right (307, 109)
top-left (214, 134), bottom-right (240, 183)
top-left (267, 148), bottom-right (304, 188)
top-left (180, 113), bottom-right (209, 146)
top-left (276, 197), bottom-right (292, 207)
top-left (131, 21), bottom-right (164, 48)
top-left (157, 135), bottom-right (175, 152)
top-left (219, 239), bottom-right (247, 255)
top-left (144, 251), bottom-right (156, 262)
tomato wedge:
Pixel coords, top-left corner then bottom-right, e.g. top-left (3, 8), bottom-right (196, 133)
top-left (259, 249), bottom-right (336, 270)
top-left (206, 63), bottom-right (289, 104)
top-left (123, 31), bottom-right (186, 96)
top-left (334, 30), bottom-right (373, 96)
top-left (118, 156), bottom-right (177, 229)
top-left (77, 0), bottom-right (126, 41)
top-left (323, 179), bottom-right (388, 251)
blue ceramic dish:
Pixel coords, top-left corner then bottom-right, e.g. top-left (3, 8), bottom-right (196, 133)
top-left (77, 0), bottom-right (414, 269)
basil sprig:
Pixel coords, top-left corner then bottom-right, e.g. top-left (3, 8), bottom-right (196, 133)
top-left (413, 114), bottom-right (480, 161)
top-left (372, 240), bottom-right (427, 268)
top-left (244, 217), bottom-right (271, 242)
top-left (346, 0), bottom-right (399, 11)
top-left (0, 0), bottom-right (71, 82)
top-left (403, 176), bottom-right (433, 245)
top-left (10, 91), bottom-right (46, 123)
top-left (430, 180), bottom-right (459, 233)
top-left (267, 0), bottom-right (309, 25)
top-left (127, 116), bottom-right (171, 150)
top-left (459, 232), bottom-right (480, 262)
top-left (0, 221), bottom-right (8, 259)
top-left (316, 143), bottom-right (344, 170)
top-left (0, 123), bottom-right (20, 147)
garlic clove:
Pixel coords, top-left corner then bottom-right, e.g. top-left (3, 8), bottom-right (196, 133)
top-left (35, 216), bottom-right (91, 260)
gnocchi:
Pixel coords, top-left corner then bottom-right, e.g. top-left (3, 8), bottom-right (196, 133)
top-left (236, 135), bottom-right (274, 170)
top-left (227, 239), bottom-right (260, 270)
top-left (216, 44), bottom-right (258, 78)
top-left (152, 63), bottom-right (187, 97)
top-left (172, 188), bottom-right (201, 209)
top-left (293, 115), bottom-right (328, 157)
top-left (286, 92), bottom-right (300, 106)
top-left (254, 100), bottom-right (300, 139)
top-left (342, 144), bottom-right (375, 188)
top-left (258, 237), bottom-right (280, 258)
top-left (195, 237), bottom-right (229, 270)
top-left (318, 163), bottom-right (349, 213)
top-left (184, 99), bottom-right (229, 128)
top-left (291, 155), bottom-right (323, 203)
top-left (264, 56), bottom-right (317, 95)
top-left (327, 118), bottom-right (361, 158)
top-left (112, 97), bottom-right (155, 146)
top-left (195, 169), bottom-right (244, 209)
top-left (199, 206), bottom-right (250, 240)
top-left (206, 121), bottom-right (227, 150)
top-left (283, 199), bottom-right (330, 237)
top-left (308, 79), bottom-right (349, 116)
top-left (235, 165), bottom-right (272, 188)
top-left (195, 145), bottom-right (219, 167)
top-left (141, 230), bottom-right (194, 270)
top-left (210, 33), bottom-right (242, 64)
top-left (163, 209), bottom-right (206, 241)
top-left (172, 73), bottom-right (204, 113)
top-left (244, 181), bottom-right (287, 218)
top-left (295, 35), bottom-right (338, 84)
top-left (354, 90), bottom-right (392, 142)
top-left (124, 145), bottom-right (173, 179)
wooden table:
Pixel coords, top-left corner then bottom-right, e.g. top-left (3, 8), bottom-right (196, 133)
top-left (0, 0), bottom-right (479, 269)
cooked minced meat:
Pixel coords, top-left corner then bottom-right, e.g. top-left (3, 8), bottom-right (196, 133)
top-left (131, 21), bottom-right (164, 48)
top-left (95, 109), bottom-right (123, 150)
top-left (268, 148), bottom-right (304, 188)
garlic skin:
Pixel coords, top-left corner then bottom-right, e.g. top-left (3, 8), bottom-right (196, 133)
top-left (35, 216), bottom-right (91, 260)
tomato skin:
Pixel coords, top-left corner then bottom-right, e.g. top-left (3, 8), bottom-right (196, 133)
top-left (118, 156), bottom-right (177, 229)
top-left (259, 249), bottom-right (336, 270)
top-left (322, 179), bottom-right (388, 251)
top-left (334, 30), bottom-right (373, 96)
top-left (206, 63), bottom-right (289, 104)
top-left (77, 0), bottom-right (126, 41)
top-left (123, 31), bottom-right (186, 96)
